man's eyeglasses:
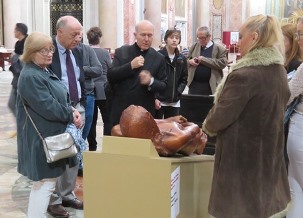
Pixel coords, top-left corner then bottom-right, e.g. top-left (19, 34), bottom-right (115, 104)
top-left (197, 35), bottom-right (209, 41)
top-left (39, 46), bottom-right (56, 56)
top-left (295, 32), bottom-right (303, 40)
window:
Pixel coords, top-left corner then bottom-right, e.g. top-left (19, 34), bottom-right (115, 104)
top-left (50, 0), bottom-right (83, 37)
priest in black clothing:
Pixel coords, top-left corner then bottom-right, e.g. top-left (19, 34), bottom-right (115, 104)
top-left (107, 20), bottom-right (167, 129)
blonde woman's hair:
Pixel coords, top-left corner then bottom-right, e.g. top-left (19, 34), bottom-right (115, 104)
top-left (243, 15), bottom-right (285, 56)
top-left (21, 32), bottom-right (53, 63)
top-left (282, 23), bottom-right (303, 69)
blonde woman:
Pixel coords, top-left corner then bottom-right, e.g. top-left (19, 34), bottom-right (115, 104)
top-left (203, 15), bottom-right (291, 218)
top-left (282, 23), bottom-right (302, 75)
top-left (286, 17), bottom-right (303, 218)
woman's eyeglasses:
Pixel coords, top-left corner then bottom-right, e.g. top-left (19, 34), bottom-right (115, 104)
top-left (39, 46), bottom-right (56, 56)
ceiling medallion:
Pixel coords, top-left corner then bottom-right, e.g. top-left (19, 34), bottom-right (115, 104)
top-left (213, 0), bottom-right (223, 9)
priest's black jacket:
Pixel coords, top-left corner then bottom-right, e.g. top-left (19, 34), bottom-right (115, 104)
top-left (107, 43), bottom-right (167, 127)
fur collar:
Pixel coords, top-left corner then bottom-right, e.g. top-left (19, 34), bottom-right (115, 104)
top-left (203, 47), bottom-right (284, 137)
top-left (214, 47), bottom-right (284, 104)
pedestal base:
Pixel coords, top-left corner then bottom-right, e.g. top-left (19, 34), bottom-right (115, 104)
top-left (83, 136), bottom-right (214, 218)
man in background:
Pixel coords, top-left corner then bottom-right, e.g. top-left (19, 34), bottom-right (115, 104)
top-left (47, 15), bottom-right (85, 218)
top-left (187, 26), bottom-right (227, 95)
top-left (8, 23), bottom-right (28, 117)
top-left (107, 20), bottom-right (167, 130)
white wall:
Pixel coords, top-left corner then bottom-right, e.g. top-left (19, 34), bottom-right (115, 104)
top-left (3, 0), bottom-right (99, 48)
top-left (249, 0), bottom-right (266, 16)
top-left (3, 0), bottom-right (31, 49)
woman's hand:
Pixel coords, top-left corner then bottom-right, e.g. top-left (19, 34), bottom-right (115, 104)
top-left (73, 109), bottom-right (82, 128)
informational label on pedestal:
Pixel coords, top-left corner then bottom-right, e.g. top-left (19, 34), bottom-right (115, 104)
top-left (171, 166), bottom-right (180, 218)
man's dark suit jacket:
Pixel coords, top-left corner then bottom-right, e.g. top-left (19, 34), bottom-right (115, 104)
top-left (48, 39), bottom-right (86, 107)
top-left (107, 43), bottom-right (167, 127)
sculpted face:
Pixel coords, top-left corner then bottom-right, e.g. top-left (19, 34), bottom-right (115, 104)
top-left (119, 105), bottom-right (160, 139)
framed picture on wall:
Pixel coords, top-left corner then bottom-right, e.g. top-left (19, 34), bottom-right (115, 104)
top-left (212, 15), bottom-right (222, 42)
top-left (230, 32), bottom-right (239, 44)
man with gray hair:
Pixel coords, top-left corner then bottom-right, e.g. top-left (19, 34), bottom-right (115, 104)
top-left (187, 26), bottom-right (227, 95)
top-left (47, 15), bottom-right (85, 218)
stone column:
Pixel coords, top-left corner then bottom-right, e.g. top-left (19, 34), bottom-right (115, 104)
top-left (83, 0), bottom-right (99, 44)
top-left (123, 0), bottom-right (137, 45)
top-left (143, 0), bottom-right (161, 49)
top-left (3, 0), bottom-right (36, 49)
top-left (195, 0), bottom-right (210, 28)
top-left (167, 0), bottom-right (175, 29)
top-left (3, 0), bottom-right (21, 49)
top-left (99, 0), bottom-right (118, 50)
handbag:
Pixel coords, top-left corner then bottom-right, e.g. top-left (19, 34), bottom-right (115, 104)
top-left (283, 96), bottom-right (300, 168)
top-left (9, 54), bottom-right (24, 76)
top-left (23, 103), bottom-right (78, 163)
top-left (284, 96), bottom-right (300, 126)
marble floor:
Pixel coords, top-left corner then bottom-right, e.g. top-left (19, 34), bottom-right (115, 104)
top-left (0, 67), bottom-right (102, 217)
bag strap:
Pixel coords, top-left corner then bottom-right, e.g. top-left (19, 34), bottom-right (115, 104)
top-left (22, 102), bottom-right (45, 142)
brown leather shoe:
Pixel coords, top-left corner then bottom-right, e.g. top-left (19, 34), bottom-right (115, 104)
top-left (47, 204), bottom-right (69, 217)
top-left (62, 198), bottom-right (83, 210)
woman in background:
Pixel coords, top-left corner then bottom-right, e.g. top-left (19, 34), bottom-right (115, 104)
top-left (282, 23), bottom-right (302, 75)
top-left (281, 23), bottom-right (303, 170)
top-left (286, 17), bottom-right (303, 218)
top-left (86, 26), bottom-right (112, 151)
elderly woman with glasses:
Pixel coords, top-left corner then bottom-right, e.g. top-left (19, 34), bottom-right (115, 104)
top-left (15, 32), bottom-right (82, 218)
top-left (187, 26), bottom-right (228, 95)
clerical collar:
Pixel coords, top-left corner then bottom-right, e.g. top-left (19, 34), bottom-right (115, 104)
top-left (135, 43), bottom-right (149, 54)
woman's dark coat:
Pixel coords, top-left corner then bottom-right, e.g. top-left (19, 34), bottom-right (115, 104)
top-left (16, 63), bottom-right (75, 181)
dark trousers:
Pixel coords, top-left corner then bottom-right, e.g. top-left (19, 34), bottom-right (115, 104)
top-left (87, 99), bottom-right (111, 151)
top-left (155, 106), bottom-right (179, 119)
top-left (188, 80), bottom-right (212, 95)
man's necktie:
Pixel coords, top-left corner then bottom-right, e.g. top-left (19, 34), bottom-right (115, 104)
top-left (66, 49), bottom-right (79, 103)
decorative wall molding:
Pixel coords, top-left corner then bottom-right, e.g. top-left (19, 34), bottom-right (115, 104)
top-left (212, 14), bottom-right (222, 41)
top-left (213, 0), bottom-right (223, 9)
